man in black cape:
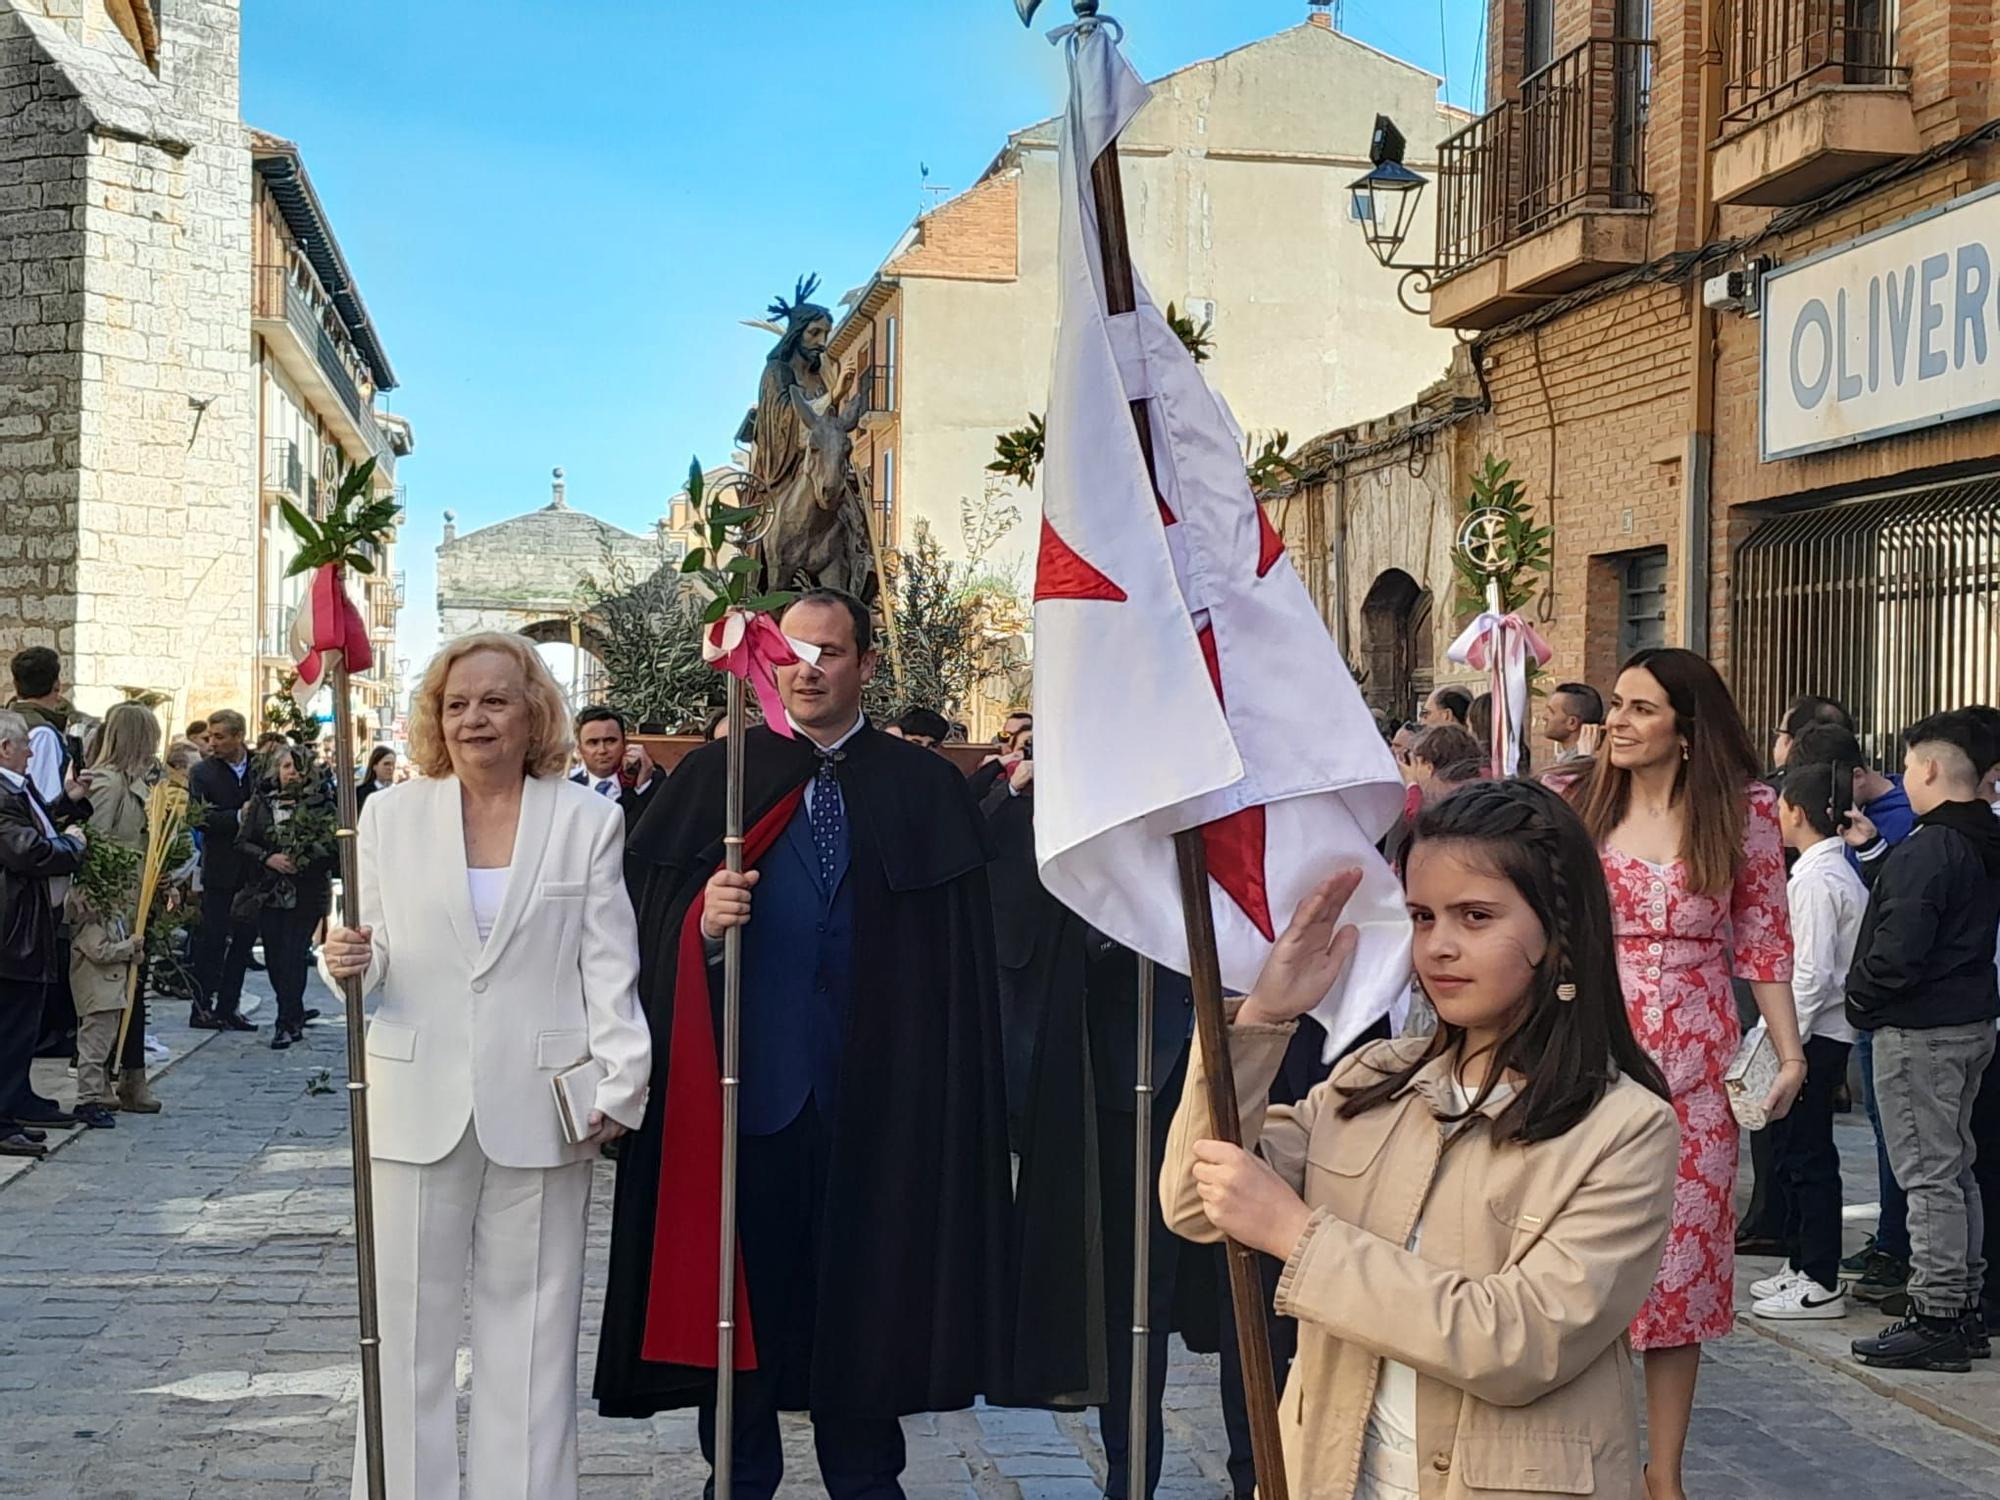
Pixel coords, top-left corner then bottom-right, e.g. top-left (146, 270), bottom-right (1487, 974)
top-left (594, 590), bottom-right (1093, 1497)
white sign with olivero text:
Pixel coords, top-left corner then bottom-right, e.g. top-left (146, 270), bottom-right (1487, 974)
top-left (1763, 184), bottom-right (2000, 461)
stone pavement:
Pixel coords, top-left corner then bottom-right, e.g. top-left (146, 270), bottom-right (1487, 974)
top-left (1, 996), bottom-right (1998, 1498)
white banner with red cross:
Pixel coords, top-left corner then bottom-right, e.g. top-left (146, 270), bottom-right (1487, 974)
top-left (1029, 27), bottom-right (1410, 1058)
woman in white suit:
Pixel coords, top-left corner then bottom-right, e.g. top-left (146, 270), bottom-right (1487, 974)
top-left (322, 632), bottom-right (650, 1500)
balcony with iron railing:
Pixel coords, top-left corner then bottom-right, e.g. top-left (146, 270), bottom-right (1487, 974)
top-left (859, 364), bottom-right (897, 421)
top-left (259, 603), bottom-right (291, 661)
top-left (1713, 0), bottom-right (1915, 205)
top-left (253, 266), bottom-right (397, 487)
top-left (1436, 101), bottom-right (1516, 278)
top-left (1430, 37), bottom-right (1656, 330)
top-left (263, 437), bottom-right (303, 502)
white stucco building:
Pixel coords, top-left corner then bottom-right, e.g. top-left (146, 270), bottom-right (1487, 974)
top-left (831, 12), bottom-right (1467, 579)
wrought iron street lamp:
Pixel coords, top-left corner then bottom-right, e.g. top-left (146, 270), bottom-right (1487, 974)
top-left (1346, 115), bottom-right (1436, 315)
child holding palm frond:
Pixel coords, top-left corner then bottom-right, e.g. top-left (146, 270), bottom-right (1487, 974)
top-left (65, 837), bottom-right (142, 1126)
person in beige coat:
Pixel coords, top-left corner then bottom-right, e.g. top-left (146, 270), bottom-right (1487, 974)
top-left (79, 703), bottom-right (162, 1114)
top-left (1164, 780), bottom-right (1680, 1500)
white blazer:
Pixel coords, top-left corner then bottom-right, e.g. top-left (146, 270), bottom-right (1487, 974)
top-left (320, 773), bottom-right (651, 1169)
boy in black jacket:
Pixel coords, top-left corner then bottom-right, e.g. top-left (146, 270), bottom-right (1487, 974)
top-left (1846, 710), bottom-right (2000, 1372)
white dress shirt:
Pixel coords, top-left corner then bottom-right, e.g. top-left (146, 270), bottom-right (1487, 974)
top-left (24, 724), bottom-right (64, 803)
top-left (1786, 836), bottom-right (1864, 1044)
top-left (787, 711), bottom-right (866, 814)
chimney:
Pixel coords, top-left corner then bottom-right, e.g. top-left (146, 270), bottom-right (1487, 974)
top-left (1309, 1), bottom-right (1334, 29)
top-left (550, 466), bottom-right (568, 510)
top-left (441, 509), bottom-right (457, 544)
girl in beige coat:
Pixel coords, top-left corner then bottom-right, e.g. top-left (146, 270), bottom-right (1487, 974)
top-left (1164, 779), bottom-right (1680, 1500)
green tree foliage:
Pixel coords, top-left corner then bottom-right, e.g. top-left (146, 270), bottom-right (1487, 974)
top-left (577, 533), bottom-right (722, 732)
top-left (987, 413), bottom-right (1046, 491)
top-left (1164, 302), bottom-right (1215, 363)
top-left (868, 521), bottom-right (980, 719)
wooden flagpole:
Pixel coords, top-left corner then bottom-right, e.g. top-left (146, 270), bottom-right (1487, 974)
top-left (714, 670), bottom-right (748, 1500)
top-left (330, 648), bottom-right (387, 1500)
top-left (1058, 11), bottom-right (1292, 1494)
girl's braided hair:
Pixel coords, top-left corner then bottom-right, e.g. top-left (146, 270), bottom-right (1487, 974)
top-left (1338, 778), bottom-right (1669, 1143)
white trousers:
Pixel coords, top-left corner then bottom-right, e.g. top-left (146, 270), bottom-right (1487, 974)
top-left (354, 1124), bottom-right (594, 1500)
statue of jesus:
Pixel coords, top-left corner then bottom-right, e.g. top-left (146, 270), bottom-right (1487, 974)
top-left (742, 275), bottom-right (878, 603)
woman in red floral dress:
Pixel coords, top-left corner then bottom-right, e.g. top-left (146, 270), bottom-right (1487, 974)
top-left (1563, 649), bottom-right (1807, 1500)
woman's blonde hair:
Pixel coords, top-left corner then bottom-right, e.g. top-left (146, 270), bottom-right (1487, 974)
top-left (406, 632), bottom-right (573, 780)
top-left (89, 701), bottom-right (161, 779)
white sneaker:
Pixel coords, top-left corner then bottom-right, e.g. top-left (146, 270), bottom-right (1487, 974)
top-left (1753, 1278), bottom-right (1847, 1321)
top-left (1751, 1266), bottom-right (1808, 1300)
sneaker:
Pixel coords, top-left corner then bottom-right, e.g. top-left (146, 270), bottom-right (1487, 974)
top-left (1840, 1239), bottom-right (1881, 1277)
top-left (71, 1103), bottom-right (116, 1130)
top-left (1754, 1278), bottom-right (1847, 1321)
top-left (1752, 1266), bottom-right (1809, 1301)
top-left (1853, 1313), bottom-right (1972, 1372)
top-left (1851, 1253), bottom-right (1911, 1304)
top-left (270, 1031), bottom-right (293, 1051)
top-left (1964, 1308), bottom-right (1993, 1361)
top-left (143, 1033), bottom-right (169, 1063)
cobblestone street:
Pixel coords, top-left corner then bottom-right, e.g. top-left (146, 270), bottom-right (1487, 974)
top-left (3, 990), bottom-right (2000, 1498)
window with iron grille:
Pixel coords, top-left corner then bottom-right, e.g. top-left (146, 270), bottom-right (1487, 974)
top-left (1524, 0), bottom-right (1555, 76)
top-left (1620, 548), bottom-right (1669, 660)
top-left (884, 317), bottom-right (899, 414)
top-left (1733, 476), bottom-right (2000, 764)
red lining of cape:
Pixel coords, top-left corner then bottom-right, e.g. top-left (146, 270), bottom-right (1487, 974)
top-left (639, 785), bottom-right (806, 1369)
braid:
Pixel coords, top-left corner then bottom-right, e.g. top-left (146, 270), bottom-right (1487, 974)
top-left (1539, 814), bottom-right (1575, 999)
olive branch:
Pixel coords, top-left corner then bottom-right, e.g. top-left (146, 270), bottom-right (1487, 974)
top-left (278, 457), bottom-right (399, 577)
top-left (675, 458), bottom-right (796, 625)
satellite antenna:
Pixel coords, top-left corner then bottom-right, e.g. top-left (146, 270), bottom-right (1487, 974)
top-left (920, 160), bottom-right (951, 212)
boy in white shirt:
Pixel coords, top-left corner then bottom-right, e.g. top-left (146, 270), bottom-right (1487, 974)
top-left (1755, 762), bottom-right (1865, 1320)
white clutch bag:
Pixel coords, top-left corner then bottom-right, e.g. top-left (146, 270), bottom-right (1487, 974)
top-left (1723, 1023), bottom-right (1779, 1131)
top-left (552, 1057), bottom-right (608, 1146)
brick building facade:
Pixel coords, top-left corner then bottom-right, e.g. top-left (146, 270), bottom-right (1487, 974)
top-left (1291, 0), bottom-right (2000, 755)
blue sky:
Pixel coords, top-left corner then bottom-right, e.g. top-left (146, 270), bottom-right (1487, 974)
top-left (242, 0), bottom-right (1485, 671)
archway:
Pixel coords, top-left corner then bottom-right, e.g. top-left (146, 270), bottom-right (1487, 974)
top-left (1360, 569), bottom-right (1433, 725)
top-left (520, 617), bottom-right (612, 712)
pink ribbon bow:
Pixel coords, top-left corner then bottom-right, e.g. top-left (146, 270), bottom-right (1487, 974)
top-left (1454, 612), bottom-right (1552, 673)
top-left (702, 609), bottom-right (805, 738)
top-left (288, 562), bottom-right (374, 708)
top-left (1446, 612), bottom-right (1555, 778)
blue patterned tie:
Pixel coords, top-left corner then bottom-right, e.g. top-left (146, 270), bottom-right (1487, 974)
top-left (810, 750), bottom-right (845, 887)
